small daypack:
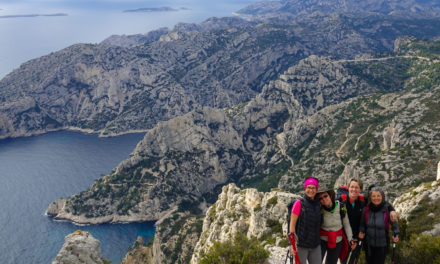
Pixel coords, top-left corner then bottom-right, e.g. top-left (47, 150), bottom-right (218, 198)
top-left (364, 204), bottom-right (389, 230)
top-left (286, 198), bottom-right (304, 233)
top-left (337, 185), bottom-right (365, 205)
top-left (336, 186), bottom-right (349, 201)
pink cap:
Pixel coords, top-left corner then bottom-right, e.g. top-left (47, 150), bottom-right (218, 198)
top-left (304, 177), bottom-right (319, 190)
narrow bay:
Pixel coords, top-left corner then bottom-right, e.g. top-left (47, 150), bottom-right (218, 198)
top-left (0, 131), bottom-right (151, 263)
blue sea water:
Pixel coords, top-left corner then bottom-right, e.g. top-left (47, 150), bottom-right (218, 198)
top-left (0, 1), bottom-right (259, 262)
top-left (0, 131), bottom-right (153, 263)
top-left (0, 0), bottom-right (257, 78)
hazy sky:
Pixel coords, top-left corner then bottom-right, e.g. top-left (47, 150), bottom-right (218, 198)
top-left (0, 0), bottom-right (256, 78)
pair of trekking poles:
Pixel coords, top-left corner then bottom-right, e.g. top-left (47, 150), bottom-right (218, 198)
top-left (285, 233), bottom-right (397, 264)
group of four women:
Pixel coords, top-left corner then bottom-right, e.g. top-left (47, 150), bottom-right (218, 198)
top-left (288, 177), bottom-right (399, 264)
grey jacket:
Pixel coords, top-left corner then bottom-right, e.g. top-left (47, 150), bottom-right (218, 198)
top-left (359, 203), bottom-right (399, 247)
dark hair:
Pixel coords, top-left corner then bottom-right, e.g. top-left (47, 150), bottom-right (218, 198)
top-left (318, 190), bottom-right (336, 202)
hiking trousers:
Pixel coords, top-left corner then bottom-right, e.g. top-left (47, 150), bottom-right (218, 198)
top-left (297, 245), bottom-right (321, 264)
top-left (364, 245), bottom-right (387, 264)
top-left (341, 244), bottom-right (361, 264)
top-left (320, 240), bottom-right (342, 264)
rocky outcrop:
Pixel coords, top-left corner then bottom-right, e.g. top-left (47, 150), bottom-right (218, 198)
top-left (394, 181), bottom-right (440, 219)
top-left (46, 51), bottom-right (397, 224)
top-left (121, 237), bottom-right (152, 264)
top-left (101, 28), bottom-right (170, 48)
top-left (280, 83), bottom-right (440, 198)
top-left (48, 34), bottom-right (440, 223)
top-left (52, 230), bottom-right (105, 264)
top-left (393, 180), bottom-right (440, 236)
top-left (191, 183), bottom-right (299, 264)
top-left (47, 36), bottom-right (440, 262)
top-left (148, 212), bottom-right (204, 264)
top-left (3, 12), bottom-right (440, 139)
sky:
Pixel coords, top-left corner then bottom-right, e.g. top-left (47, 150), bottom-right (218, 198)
top-left (0, 0), bottom-right (256, 79)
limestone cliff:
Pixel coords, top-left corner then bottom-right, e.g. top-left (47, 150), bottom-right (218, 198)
top-left (52, 230), bottom-right (106, 264)
top-left (114, 38), bottom-right (440, 262)
top-left (121, 237), bottom-right (153, 264)
top-left (394, 180), bottom-right (440, 236)
top-left (2, 12), bottom-right (440, 139)
top-left (46, 51), bottom-right (389, 224)
top-left (191, 183), bottom-right (299, 264)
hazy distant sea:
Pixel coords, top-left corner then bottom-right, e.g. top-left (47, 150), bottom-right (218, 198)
top-left (0, 131), bottom-right (152, 263)
top-left (0, 1), bottom-right (257, 262)
top-left (0, 0), bottom-right (256, 79)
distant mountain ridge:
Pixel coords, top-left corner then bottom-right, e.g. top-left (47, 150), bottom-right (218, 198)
top-left (47, 37), bottom-right (440, 225)
top-left (2, 0), bottom-right (434, 262)
top-left (117, 37), bottom-right (440, 264)
top-left (237, 0), bottom-right (440, 21)
top-left (2, 13), bottom-right (440, 139)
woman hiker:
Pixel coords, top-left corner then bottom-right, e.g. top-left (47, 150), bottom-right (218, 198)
top-left (340, 177), bottom-right (398, 264)
top-left (289, 177), bottom-right (322, 264)
top-left (358, 187), bottom-right (399, 264)
top-left (318, 189), bottom-right (357, 264)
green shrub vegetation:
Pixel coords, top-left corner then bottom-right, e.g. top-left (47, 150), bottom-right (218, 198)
top-left (199, 233), bottom-right (269, 264)
top-left (266, 196), bottom-right (278, 208)
top-left (240, 160), bottom-right (291, 192)
top-left (394, 234), bottom-right (440, 264)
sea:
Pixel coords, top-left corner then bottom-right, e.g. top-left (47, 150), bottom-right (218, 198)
top-left (0, 131), bottom-right (152, 263)
top-left (0, 0), bottom-right (256, 79)
top-left (0, 0), bottom-right (256, 263)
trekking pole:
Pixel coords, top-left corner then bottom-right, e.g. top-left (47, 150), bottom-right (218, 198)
top-left (284, 249), bottom-right (293, 264)
top-left (322, 250), bottom-right (327, 264)
top-left (287, 233), bottom-right (301, 264)
top-left (352, 240), bottom-right (362, 264)
top-left (391, 242), bottom-right (396, 264)
top-left (346, 245), bottom-right (353, 263)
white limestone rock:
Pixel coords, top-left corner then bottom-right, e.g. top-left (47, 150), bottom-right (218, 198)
top-left (394, 181), bottom-right (440, 219)
top-left (191, 183), bottom-right (300, 264)
top-left (52, 230), bottom-right (104, 264)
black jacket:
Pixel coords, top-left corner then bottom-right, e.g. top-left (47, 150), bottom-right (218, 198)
top-left (296, 195), bottom-right (321, 248)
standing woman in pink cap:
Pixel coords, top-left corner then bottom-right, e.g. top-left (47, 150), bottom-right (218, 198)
top-left (289, 177), bottom-right (322, 264)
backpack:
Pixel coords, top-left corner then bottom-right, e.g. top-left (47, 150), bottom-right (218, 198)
top-left (338, 200), bottom-right (347, 219)
top-left (337, 186), bottom-right (365, 204)
top-left (336, 186), bottom-right (349, 201)
top-left (286, 198), bottom-right (304, 233)
top-left (364, 204), bottom-right (389, 231)
top-left (320, 200), bottom-right (347, 224)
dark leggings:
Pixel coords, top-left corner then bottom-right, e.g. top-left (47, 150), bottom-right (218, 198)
top-left (342, 244), bottom-right (361, 264)
top-left (321, 240), bottom-right (342, 264)
top-left (364, 245), bottom-right (387, 264)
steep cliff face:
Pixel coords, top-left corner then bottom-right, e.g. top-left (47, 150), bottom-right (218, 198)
top-left (121, 236), bottom-right (153, 264)
top-left (278, 74), bottom-right (440, 197)
top-left (2, 13), bottom-right (440, 139)
top-left (52, 230), bottom-right (105, 264)
top-left (394, 180), bottom-right (440, 236)
top-left (191, 183), bottom-right (298, 264)
top-left (46, 51), bottom-right (392, 224)
top-left (48, 36), bottom-right (440, 224)
top-left (48, 37), bottom-right (440, 263)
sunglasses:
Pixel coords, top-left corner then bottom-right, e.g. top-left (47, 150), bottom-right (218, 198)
top-left (319, 194), bottom-right (329, 201)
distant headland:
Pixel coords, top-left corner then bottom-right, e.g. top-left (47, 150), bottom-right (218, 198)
top-left (0, 13), bottom-right (68, 19)
top-left (123, 7), bottom-right (190, 13)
